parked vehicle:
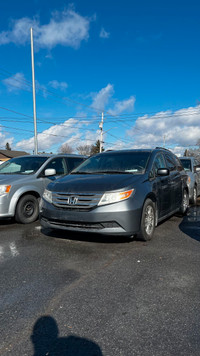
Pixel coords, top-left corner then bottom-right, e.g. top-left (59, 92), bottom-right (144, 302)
top-left (40, 148), bottom-right (189, 241)
top-left (179, 156), bottom-right (200, 204)
top-left (0, 154), bottom-right (86, 223)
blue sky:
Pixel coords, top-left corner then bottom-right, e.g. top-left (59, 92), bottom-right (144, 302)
top-left (0, 0), bottom-right (200, 155)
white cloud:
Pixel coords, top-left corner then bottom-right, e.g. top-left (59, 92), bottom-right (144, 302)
top-left (99, 27), bottom-right (110, 39)
top-left (126, 105), bottom-right (200, 155)
top-left (109, 96), bottom-right (136, 115)
top-left (2, 72), bottom-right (48, 96)
top-left (48, 80), bottom-right (68, 91)
top-left (2, 73), bottom-right (31, 93)
top-left (16, 118), bottom-right (81, 152)
top-left (0, 127), bottom-right (14, 149)
top-left (91, 84), bottom-right (135, 116)
top-left (91, 84), bottom-right (114, 111)
top-left (0, 8), bottom-right (91, 50)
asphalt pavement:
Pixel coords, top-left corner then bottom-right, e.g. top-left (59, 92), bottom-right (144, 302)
top-left (0, 204), bottom-right (200, 356)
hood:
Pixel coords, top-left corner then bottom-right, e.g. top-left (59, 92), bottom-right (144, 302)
top-left (48, 173), bottom-right (144, 193)
top-left (0, 174), bottom-right (34, 185)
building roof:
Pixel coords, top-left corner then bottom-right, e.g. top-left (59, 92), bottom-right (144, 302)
top-left (0, 150), bottom-right (29, 159)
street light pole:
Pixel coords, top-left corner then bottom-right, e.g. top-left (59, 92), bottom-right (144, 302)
top-left (30, 27), bottom-right (38, 154)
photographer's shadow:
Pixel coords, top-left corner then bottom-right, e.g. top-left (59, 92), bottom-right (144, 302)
top-left (31, 316), bottom-right (103, 356)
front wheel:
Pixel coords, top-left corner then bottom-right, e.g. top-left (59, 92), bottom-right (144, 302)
top-left (137, 199), bottom-right (155, 241)
top-left (190, 186), bottom-right (197, 205)
top-left (15, 194), bottom-right (39, 224)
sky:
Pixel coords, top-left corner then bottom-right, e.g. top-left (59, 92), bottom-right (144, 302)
top-left (0, 0), bottom-right (200, 155)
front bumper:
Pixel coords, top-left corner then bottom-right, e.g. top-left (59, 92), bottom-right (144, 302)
top-left (0, 194), bottom-right (13, 218)
top-left (40, 198), bottom-right (142, 236)
top-left (187, 183), bottom-right (195, 201)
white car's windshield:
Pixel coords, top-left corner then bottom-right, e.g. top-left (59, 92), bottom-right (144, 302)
top-left (72, 151), bottom-right (151, 174)
top-left (0, 156), bottom-right (48, 174)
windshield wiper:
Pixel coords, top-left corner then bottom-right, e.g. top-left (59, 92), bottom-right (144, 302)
top-left (71, 171), bottom-right (94, 174)
top-left (0, 172), bottom-right (21, 174)
top-left (71, 170), bottom-right (138, 175)
top-left (95, 170), bottom-right (132, 174)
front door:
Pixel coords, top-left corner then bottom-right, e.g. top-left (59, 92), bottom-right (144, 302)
top-left (152, 153), bottom-right (171, 218)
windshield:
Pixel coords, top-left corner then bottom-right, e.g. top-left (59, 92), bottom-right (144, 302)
top-left (180, 159), bottom-right (192, 171)
top-left (72, 151), bottom-right (151, 174)
top-left (0, 156), bottom-right (48, 174)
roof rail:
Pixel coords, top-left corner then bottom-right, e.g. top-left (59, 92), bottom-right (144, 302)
top-left (155, 146), bottom-right (171, 152)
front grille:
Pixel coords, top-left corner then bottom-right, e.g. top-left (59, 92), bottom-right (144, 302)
top-left (52, 192), bottom-right (102, 210)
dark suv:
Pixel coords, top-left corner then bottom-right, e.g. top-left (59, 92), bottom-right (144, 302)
top-left (40, 148), bottom-right (188, 241)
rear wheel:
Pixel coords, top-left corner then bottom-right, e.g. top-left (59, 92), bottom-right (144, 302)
top-left (137, 199), bottom-right (155, 241)
top-left (15, 194), bottom-right (39, 224)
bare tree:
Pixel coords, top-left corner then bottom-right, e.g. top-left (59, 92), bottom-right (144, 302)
top-left (77, 144), bottom-right (92, 156)
top-left (59, 143), bottom-right (73, 154)
top-left (184, 147), bottom-right (200, 161)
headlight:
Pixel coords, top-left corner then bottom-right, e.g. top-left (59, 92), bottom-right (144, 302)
top-left (98, 189), bottom-right (134, 206)
top-left (0, 185), bottom-right (11, 195)
top-left (43, 189), bottom-right (53, 203)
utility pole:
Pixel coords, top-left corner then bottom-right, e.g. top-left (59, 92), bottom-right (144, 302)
top-left (99, 112), bottom-right (104, 153)
top-left (30, 27), bottom-right (38, 154)
top-left (163, 135), bottom-right (166, 148)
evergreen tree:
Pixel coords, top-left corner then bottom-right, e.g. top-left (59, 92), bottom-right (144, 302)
top-left (5, 142), bottom-right (11, 150)
top-left (90, 140), bottom-right (104, 155)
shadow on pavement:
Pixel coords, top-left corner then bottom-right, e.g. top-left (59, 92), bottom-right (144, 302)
top-left (31, 315), bottom-right (103, 356)
top-left (0, 217), bottom-right (16, 225)
top-left (179, 204), bottom-right (200, 242)
top-left (41, 227), bottom-right (135, 244)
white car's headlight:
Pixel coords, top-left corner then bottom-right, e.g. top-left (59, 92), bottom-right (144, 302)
top-left (0, 185), bottom-right (11, 195)
top-left (43, 189), bottom-right (53, 203)
top-left (98, 189), bottom-right (134, 206)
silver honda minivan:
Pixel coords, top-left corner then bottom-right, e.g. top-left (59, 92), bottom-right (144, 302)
top-left (0, 154), bottom-right (86, 223)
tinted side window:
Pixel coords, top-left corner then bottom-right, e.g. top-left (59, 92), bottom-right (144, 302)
top-left (165, 154), bottom-right (176, 171)
top-left (153, 154), bottom-right (166, 174)
top-left (67, 157), bottom-right (85, 172)
top-left (44, 158), bottom-right (67, 176)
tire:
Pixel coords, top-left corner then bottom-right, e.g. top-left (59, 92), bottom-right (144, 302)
top-left (137, 199), bottom-right (155, 241)
top-left (190, 186), bottom-right (197, 205)
top-left (179, 189), bottom-right (189, 215)
top-left (15, 194), bottom-right (39, 224)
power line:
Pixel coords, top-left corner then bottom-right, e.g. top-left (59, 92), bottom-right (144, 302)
top-left (1, 65), bottom-right (200, 124)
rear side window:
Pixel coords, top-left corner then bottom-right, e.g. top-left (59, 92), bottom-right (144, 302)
top-left (67, 157), bottom-right (85, 172)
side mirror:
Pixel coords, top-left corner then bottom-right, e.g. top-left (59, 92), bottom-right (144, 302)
top-left (157, 168), bottom-right (169, 176)
top-left (194, 166), bottom-right (200, 173)
top-left (44, 168), bottom-right (56, 176)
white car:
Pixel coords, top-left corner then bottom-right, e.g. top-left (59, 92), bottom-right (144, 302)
top-left (180, 156), bottom-right (200, 204)
top-left (0, 154), bottom-right (86, 223)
